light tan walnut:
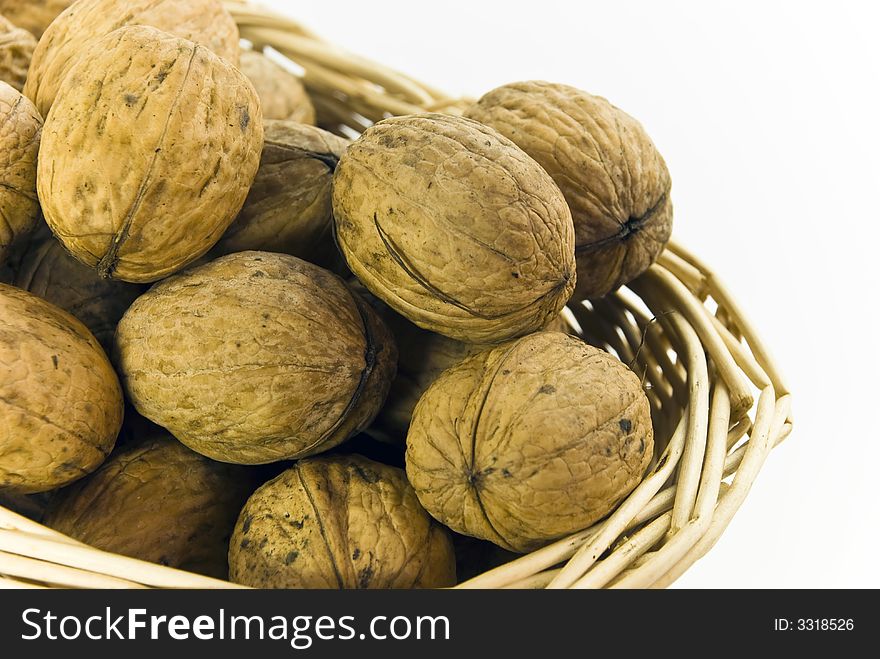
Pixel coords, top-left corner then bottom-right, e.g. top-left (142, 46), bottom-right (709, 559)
top-left (406, 331), bottom-right (653, 552)
top-left (0, 81), bottom-right (40, 266)
top-left (0, 283), bottom-right (123, 493)
top-left (332, 113), bottom-right (576, 345)
top-left (114, 251), bottom-right (397, 464)
top-left (229, 455), bottom-right (456, 588)
top-left (37, 26), bottom-right (262, 283)
top-left (24, 0), bottom-right (240, 117)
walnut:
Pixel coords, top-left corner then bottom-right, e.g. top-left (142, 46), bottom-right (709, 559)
top-left (239, 50), bottom-right (315, 124)
top-left (211, 120), bottom-right (348, 269)
top-left (466, 81), bottom-right (672, 299)
top-left (406, 331), bottom-right (653, 552)
top-left (114, 251), bottom-right (397, 464)
top-left (332, 113), bottom-right (576, 344)
top-left (0, 81), bottom-right (40, 266)
top-left (0, 13), bottom-right (36, 91)
top-left (0, 283), bottom-right (122, 493)
top-left (37, 26), bottom-right (262, 283)
top-left (0, 1), bottom-right (73, 39)
top-left (229, 454), bottom-right (456, 588)
top-left (14, 234), bottom-right (146, 350)
top-left (24, 0), bottom-right (240, 117)
top-left (44, 435), bottom-right (261, 578)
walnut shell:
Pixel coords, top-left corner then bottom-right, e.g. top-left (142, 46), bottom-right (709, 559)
top-left (212, 120), bottom-right (348, 267)
top-left (239, 50), bottom-right (315, 124)
top-left (0, 1), bottom-right (72, 39)
top-left (0, 81), bottom-right (40, 266)
top-left (114, 251), bottom-right (397, 464)
top-left (24, 0), bottom-right (240, 117)
top-left (0, 13), bottom-right (35, 91)
top-left (0, 283), bottom-right (123, 493)
top-left (14, 235), bottom-right (145, 351)
top-left (229, 454), bottom-right (456, 588)
top-left (406, 331), bottom-right (653, 552)
top-left (37, 25), bottom-right (262, 283)
top-left (465, 81), bottom-right (672, 299)
top-left (44, 435), bottom-right (260, 578)
top-left (332, 113), bottom-right (576, 345)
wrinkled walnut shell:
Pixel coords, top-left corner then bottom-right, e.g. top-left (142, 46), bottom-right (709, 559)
top-left (24, 0), bottom-right (240, 117)
top-left (0, 81), bottom-right (40, 266)
top-left (212, 120), bottom-right (348, 267)
top-left (0, 1), bottom-right (73, 39)
top-left (44, 434), bottom-right (260, 578)
top-left (114, 251), bottom-right (397, 464)
top-left (229, 454), bottom-right (456, 588)
top-left (239, 50), bottom-right (315, 124)
top-left (0, 283), bottom-right (122, 493)
top-left (406, 331), bottom-right (653, 552)
top-left (466, 81), bottom-right (672, 299)
top-left (37, 26), bottom-right (262, 283)
top-left (14, 234), bottom-right (145, 351)
top-left (0, 13), bottom-right (36, 91)
top-left (332, 113), bottom-right (576, 345)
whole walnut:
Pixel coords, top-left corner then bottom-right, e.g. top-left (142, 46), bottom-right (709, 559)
top-left (0, 1), bottom-right (73, 38)
top-left (212, 120), bottom-right (348, 268)
top-left (466, 81), bottom-right (672, 300)
top-left (332, 113), bottom-right (576, 345)
top-left (239, 50), bottom-right (316, 124)
top-left (37, 26), bottom-right (262, 283)
top-left (115, 251), bottom-right (397, 464)
top-left (229, 454), bottom-right (456, 588)
top-left (0, 81), bottom-right (40, 266)
top-left (44, 435), bottom-right (261, 578)
top-left (406, 331), bottom-right (653, 552)
top-left (14, 235), bottom-right (146, 351)
top-left (0, 283), bottom-right (123, 493)
top-left (0, 13), bottom-right (35, 91)
top-left (24, 0), bottom-right (240, 117)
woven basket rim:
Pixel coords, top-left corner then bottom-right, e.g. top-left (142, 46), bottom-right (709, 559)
top-left (0, 1), bottom-right (792, 590)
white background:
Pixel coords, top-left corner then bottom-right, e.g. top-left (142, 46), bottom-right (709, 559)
top-left (263, 0), bottom-right (880, 588)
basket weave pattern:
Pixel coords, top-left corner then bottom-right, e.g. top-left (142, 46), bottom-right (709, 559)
top-left (0, 2), bottom-right (791, 590)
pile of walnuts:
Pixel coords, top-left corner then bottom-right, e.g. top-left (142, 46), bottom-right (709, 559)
top-left (0, 0), bottom-right (672, 588)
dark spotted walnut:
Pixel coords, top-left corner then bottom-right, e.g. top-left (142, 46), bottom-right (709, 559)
top-left (406, 331), bottom-right (653, 552)
top-left (14, 235), bottom-right (146, 351)
top-left (332, 113), bottom-right (576, 345)
top-left (229, 454), bottom-right (456, 588)
top-left (0, 13), bottom-right (36, 91)
top-left (23, 0), bottom-right (240, 117)
top-left (212, 120), bottom-right (348, 267)
top-left (114, 251), bottom-right (397, 464)
top-left (0, 283), bottom-right (122, 493)
top-left (0, 81), bottom-right (40, 266)
top-left (36, 26), bottom-right (262, 283)
top-left (44, 435), bottom-right (260, 578)
top-left (466, 81), bottom-right (672, 300)
top-left (239, 50), bottom-right (315, 124)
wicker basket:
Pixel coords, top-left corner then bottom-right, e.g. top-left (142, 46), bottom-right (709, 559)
top-left (0, 1), bottom-right (792, 590)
